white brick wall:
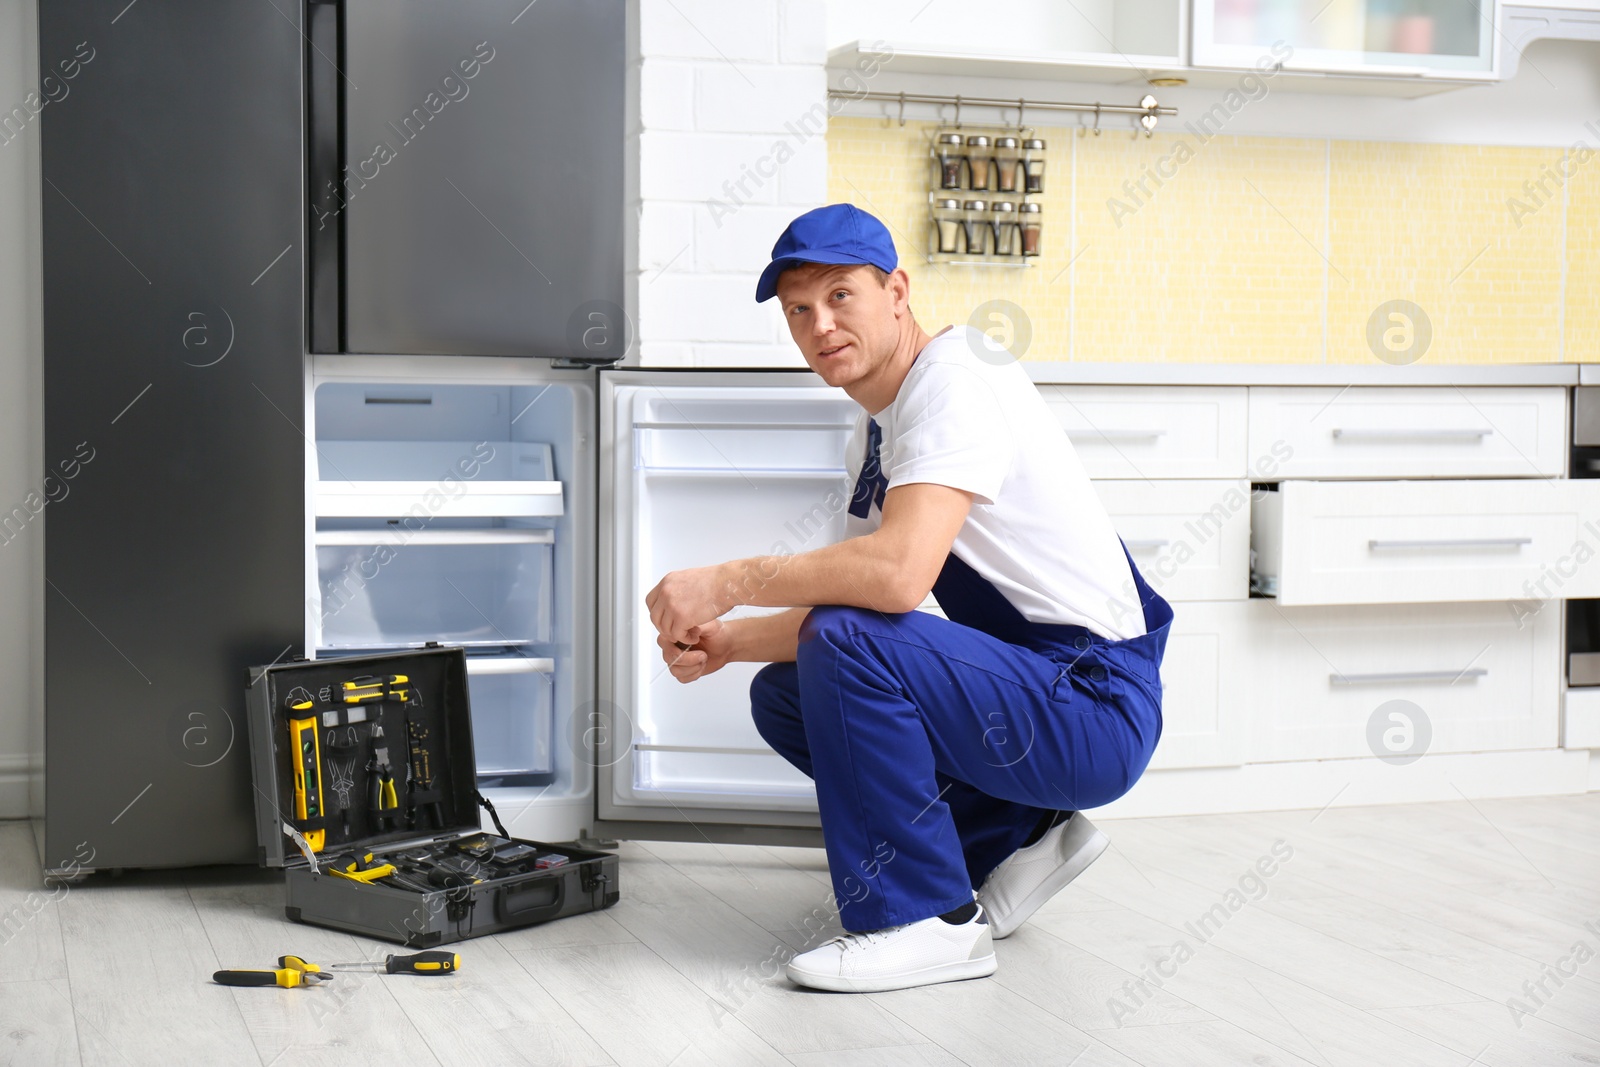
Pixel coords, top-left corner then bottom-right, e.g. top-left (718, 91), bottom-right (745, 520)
top-left (632, 0), bottom-right (832, 368)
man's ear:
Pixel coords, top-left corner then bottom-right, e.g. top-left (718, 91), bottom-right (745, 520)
top-left (889, 268), bottom-right (912, 316)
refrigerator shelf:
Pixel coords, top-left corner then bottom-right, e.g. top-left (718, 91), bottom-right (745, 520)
top-left (316, 480), bottom-right (564, 518)
top-left (636, 466), bottom-right (847, 478)
top-left (314, 529), bottom-right (555, 547)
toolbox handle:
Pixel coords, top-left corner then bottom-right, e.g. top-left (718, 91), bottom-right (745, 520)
top-left (495, 877), bottom-right (566, 924)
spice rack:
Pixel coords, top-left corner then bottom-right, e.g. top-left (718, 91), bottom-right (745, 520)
top-left (926, 125), bottom-right (1045, 267)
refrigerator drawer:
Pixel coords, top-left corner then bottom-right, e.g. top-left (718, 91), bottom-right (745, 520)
top-left (467, 655), bottom-right (555, 777)
top-left (316, 529), bottom-right (552, 649)
top-left (1251, 479), bottom-right (1600, 606)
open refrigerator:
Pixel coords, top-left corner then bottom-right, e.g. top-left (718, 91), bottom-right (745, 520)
top-left (308, 359), bottom-right (863, 846)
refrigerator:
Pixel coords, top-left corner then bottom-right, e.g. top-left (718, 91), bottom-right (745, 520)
top-left (37, 0), bottom-right (833, 875)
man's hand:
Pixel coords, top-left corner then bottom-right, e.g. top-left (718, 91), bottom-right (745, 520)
top-left (645, 564), bottom-right (730, 645)
top-left (657, 619), bottom-right (735, 683)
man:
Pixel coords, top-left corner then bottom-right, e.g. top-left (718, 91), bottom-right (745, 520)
top-left (644, 203), bottom-right (1173, 993)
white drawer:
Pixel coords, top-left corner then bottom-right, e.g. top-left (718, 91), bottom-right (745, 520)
top-left (1251, 479), bottom-right (1600, 606)
top-left (1564, 688), bottom-right (1600, 749)
top-left (1147, 600), bottom-right (1250, 770)
top-left (1092, 480), bottom-right (1250, 602)
top-left (1244, 600), bottom-right (1560, 762)
top-left (1248, 386), bottom-right (1567, 479)
top-left (1039, 386), bottom-right (1247, 480)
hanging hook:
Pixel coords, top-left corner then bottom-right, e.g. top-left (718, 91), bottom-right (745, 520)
top-left (897, 91), bottom-right (906, 128)
top-left (1017, 96), bottom-right (1026, 133)
top-left (954, 94), bottom-right (962, 129)
top-left (1093, 103), bottom-right (1102, 136)
top-left (1139, 94), bottom-right (1158, 138)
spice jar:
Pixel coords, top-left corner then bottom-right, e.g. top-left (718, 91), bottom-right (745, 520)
top-left (935, 133), bottom-right (965, 191)
top-left (1022, 138), bottom-right (1046, 195)
top-left (932, 198), bottom-right (963, 254)
top-left (965, 135), bottom-right (993, 191)
top-left (990, 201), bottom-right (1019, 256)
top-left (962, 200), bottom-right (989, 255)
top-left (994, 137), bottom-right (1022, 194)
top-left (1018, 201), bottom-right (1042, 257)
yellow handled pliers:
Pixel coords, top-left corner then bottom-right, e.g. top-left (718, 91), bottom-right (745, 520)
top-left (213, 955), bottom-right (333, 989)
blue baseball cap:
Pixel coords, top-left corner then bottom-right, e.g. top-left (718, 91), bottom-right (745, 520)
top-left (754, 203), bottom-right (898, 303)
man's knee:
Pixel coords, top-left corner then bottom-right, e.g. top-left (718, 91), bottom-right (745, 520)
top-left (749, 661), bottom-right (796, 729)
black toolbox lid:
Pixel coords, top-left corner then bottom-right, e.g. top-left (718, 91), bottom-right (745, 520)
top-left (245, 646), bottom-right (483, 869)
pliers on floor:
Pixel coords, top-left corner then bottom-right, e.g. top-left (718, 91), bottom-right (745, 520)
top-left (213, 955), bottom-right (334, 989)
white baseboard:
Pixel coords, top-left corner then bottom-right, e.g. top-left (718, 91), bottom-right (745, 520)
top-left (1094, 748), bottom-right (1596, 819)
top-left (0, 753), bottom-right (37, 820)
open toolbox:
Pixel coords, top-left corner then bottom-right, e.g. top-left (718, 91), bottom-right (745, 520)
top-left (245, 645), bottom-right (619, 947)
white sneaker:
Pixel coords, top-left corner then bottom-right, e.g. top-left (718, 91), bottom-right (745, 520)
top-left (976, 812), bottom-right (1109, 939)
top-left (784, 903), bottom-right (997, 993)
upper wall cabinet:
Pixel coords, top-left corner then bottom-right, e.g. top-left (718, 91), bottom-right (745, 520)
top-left (824, 0), bottom-right (1184, 84)
top-left (1191, 0), bottom-right (1497, 79)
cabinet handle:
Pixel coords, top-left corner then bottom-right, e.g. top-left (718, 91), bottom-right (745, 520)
top-left (1330, 668), bottom-right (1488, 686)
top-left (1368, 537), bottom-right (1532, 551)
top-left (635, 421), bottom-right (852, 432)
top-left (1332, 428), bottom-right (1493, 441)
top-left (1066, 429), bottom-right (1167, 442)
top-left (1123, 538), bottom-right (1171, 551)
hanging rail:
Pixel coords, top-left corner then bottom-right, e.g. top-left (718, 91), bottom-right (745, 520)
top-left (826, 88), bottom-right (1176, 135)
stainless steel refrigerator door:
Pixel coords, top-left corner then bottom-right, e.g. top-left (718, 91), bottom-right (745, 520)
top-left (597, 369), bottom-right (870, 845)
top-left (38, 2), bottom-right (306, 871)
top-left (336, 0), bottom-right (624, 358)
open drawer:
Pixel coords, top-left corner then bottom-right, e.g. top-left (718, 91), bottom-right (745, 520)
top-left (1252, 479), bottom-right (1600, 606)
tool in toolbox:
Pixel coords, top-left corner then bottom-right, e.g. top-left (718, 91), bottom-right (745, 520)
top-left (342, 673), bottom-right (409, 705)
top-left (328, 850), bottom-right (397, 883)
top-left (367, 723), bottom-right (400, 833)
top-left (329, 950), bottom-right (461, 976)
top-left (325, 727), bottom-right (361, 839)
top-left (288, 716), bottom-right (326, 852)
top-left (213, 954), bottom-right (332, 989)
top-left (405, 714), bottom-right (445, 831)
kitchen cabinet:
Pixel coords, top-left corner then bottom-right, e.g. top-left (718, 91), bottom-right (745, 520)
top-left (1253, 478), bottom-right (1600, 605)
top-left (1243, 599), bottom-right (1560, 761)
top-left (1145, 601), bottom-right (1252, 768)
top-left (1037, 386), bottom-right (1249, 480)
top-left (1192, 0), bottom-right (1498, 78)
top-left (1092, 480), bottom-right (1252, 602)
top-left (1249, 386), bottom-right (1568, 480)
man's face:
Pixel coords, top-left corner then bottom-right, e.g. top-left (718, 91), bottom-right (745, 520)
top-left (775, 263), bottom-right (906, 389)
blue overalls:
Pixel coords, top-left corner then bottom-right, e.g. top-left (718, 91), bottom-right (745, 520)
top-left (749, 544), bottom-right (1174, 932)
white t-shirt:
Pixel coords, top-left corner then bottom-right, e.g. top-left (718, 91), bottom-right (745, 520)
top-left (843, 325), bottom-right (1146, 640)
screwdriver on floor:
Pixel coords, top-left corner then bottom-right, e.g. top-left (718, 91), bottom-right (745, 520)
top-left (328, 950), bottom-right (460, 976)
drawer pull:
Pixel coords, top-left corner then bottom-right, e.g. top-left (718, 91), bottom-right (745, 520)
top-left (1066, 429), bottom-right (1167, 442)
top-left (1367, 537), bottom-right (1532, 551)
top-left (1330, 668), bottom-right (1488, 686)
top-left (1123, 539), bottom-right (1171, 551)
top-left (1331, 428), bottom-right (1493, 442)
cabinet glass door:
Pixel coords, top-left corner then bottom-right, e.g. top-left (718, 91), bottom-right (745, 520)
top-left (1192, 0), bottom-right (1496, 76)
top-left (597, 371), bottom-right (860, 839)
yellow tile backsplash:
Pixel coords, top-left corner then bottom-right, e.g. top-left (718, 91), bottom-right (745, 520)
top-left (826, 116), bottom-right (1590, 363)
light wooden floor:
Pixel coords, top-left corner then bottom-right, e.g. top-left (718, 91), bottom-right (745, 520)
top-left (3, 794), bottom-right (1599, 1066)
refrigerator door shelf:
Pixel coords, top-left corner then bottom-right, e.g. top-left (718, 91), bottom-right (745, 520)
top-left (467, 655), bottom-right (556, 777)
top-left (635, 417), bottom-right (853, 472)
top-left (316, 537), bottom-right (552, 649)
top-left (316, 480), bottom-right (564, 519)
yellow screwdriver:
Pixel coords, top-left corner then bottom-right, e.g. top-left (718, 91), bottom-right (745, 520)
top-left (328, 950), bottom-right (460, 976)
